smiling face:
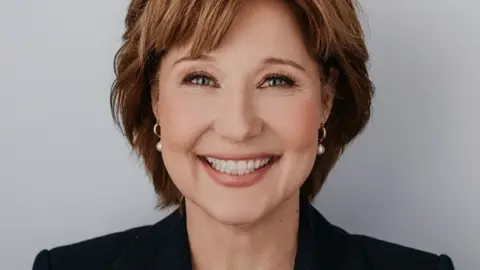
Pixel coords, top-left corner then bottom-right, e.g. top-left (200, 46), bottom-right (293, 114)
top-left (153, 0), bottom-right (332, 224)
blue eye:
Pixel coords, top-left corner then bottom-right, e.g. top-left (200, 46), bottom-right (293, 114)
top-left (181, 71), bottom-right (217, 87)
top-left (181, 70), bottom-right (298, 89)
top-left (190, 76), bottom-right (214, 86)
top-left (259, 74), bottom-right (297, 88)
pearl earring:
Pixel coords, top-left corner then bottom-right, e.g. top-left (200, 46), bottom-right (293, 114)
top-left (317, 125), bottom-right (327, 155)
top-left (317, 144), bottom-right (325, 155)
top-left (153, 122), bottom-right (162, 152)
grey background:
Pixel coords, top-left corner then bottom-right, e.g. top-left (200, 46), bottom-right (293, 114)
top-left (1, 0), bottom-right (479, 269)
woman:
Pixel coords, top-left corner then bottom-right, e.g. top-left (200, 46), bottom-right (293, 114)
top-left (33, 0), bottom-right (454, 269)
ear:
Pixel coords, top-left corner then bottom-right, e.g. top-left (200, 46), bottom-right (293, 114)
top-left (319, 67), bottom-right (339, 127)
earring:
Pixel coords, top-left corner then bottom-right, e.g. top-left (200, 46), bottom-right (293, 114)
top-left (318, 144), bottom-right (325, 155)
top-left (153, 122), bottom-right (162, 152)
top-left (317, 125), bottom-right (327, 155)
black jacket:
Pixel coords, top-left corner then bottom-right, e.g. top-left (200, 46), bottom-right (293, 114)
top-left (32, 200), bottom-right (454, 270)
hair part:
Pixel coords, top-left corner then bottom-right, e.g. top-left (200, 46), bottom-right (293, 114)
top-left (111, 0), bottom-right (374, 208)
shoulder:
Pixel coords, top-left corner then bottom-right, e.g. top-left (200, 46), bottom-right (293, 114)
top-left (303, 204), bottom-right (454, 269)
top-left (324, 222), bottom-right (455, 270)
top-left (348, 233), bottom-right (454, 270)
top-left (32, 225), bottom-right (152, 270)
top-left (33, 210), bottom-right (189, 270)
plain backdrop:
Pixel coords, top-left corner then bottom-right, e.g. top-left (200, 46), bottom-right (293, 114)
top-left (1, 0), bottom-right (479, 269)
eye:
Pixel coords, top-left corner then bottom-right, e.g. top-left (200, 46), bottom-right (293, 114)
top-left (259, 73), bottom-right (297, 89)
top-left (181, 70), bottom-right (218, 87)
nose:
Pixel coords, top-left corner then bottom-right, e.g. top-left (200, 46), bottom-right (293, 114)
top-left (213, 88), bottom-right (263, 142)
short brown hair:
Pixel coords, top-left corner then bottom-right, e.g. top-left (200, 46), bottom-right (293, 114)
top-left (110, 0), bottom-right (374, 208)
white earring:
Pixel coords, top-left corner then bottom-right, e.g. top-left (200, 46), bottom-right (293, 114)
top-left (317, 125), bottom-right (327, 155)
top-left (153, 122), bottom-right (162, 152)
top-left (317, 144), bottom-right (325, 155)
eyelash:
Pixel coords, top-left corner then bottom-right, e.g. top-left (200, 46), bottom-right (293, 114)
top-left (261, 72), bottom-right (298, 88)
top-left (180, 69), bottom-right (299, 88)
top-left (181, 69), bottom-right (217, 87)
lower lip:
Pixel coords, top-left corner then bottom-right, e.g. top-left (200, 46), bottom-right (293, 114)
top-left (199, 157), bottom-right (278, 188)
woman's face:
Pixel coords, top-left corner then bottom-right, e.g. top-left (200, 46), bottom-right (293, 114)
top-left (154, 0), bottom-right (330, 224)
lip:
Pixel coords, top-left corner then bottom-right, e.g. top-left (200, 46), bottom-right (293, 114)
top-left (198, 156), bottom-right (279, 188)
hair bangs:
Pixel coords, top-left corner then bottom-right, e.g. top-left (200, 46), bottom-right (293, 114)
top-left (136, 0), bottom-right (242, 62)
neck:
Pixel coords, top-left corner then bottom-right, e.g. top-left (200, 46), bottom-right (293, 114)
top-left (185, 193), bottom-right (300, 270)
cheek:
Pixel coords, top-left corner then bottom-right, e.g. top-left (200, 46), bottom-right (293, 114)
top-left (261, 94), bottom-right (321, 150)
top-left (157, 91), bottom-right (213, 152)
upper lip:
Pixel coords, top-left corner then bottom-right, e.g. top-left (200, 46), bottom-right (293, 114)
top-left (198, 153), bottom-right (279, 160)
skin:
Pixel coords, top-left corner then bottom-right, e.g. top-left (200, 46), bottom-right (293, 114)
top-left (153, 0), bottom-right (334, 269)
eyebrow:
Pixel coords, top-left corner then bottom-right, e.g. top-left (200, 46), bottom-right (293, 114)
top-left (262, 57), bottom-right (306, 72)
top-left (172, 55), bottom-right (306, 72)
top-left (172, 54), bottom-right (215, 67)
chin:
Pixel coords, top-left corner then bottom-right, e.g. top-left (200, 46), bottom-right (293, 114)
top-left (198, 191), bottom-right (276, 226)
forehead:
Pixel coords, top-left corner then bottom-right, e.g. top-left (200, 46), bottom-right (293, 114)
top-left (217, 0), bottom-right (306, 53)
top-left (162, 0), bottom-right (312, 66)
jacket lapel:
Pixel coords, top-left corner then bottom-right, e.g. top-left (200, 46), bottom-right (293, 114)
top-left (296, 200), bottom-right (370, 269)
top-left (111, 209), bottom-right (192, 270)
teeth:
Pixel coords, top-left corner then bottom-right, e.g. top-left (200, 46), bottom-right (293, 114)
top-left (205, 157), bottom-right (272, 175)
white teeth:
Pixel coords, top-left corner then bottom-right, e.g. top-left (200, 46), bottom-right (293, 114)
top-left (205, 157), bottom-right (272, 175)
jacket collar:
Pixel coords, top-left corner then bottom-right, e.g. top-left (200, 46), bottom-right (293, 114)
top-left (111, 198), bottom-right (366, 270)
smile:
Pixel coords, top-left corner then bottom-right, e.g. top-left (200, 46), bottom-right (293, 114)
top-left (205, 157), bottom-right (272, 175)
top-left (198, 155), bottom-right (280, 187)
